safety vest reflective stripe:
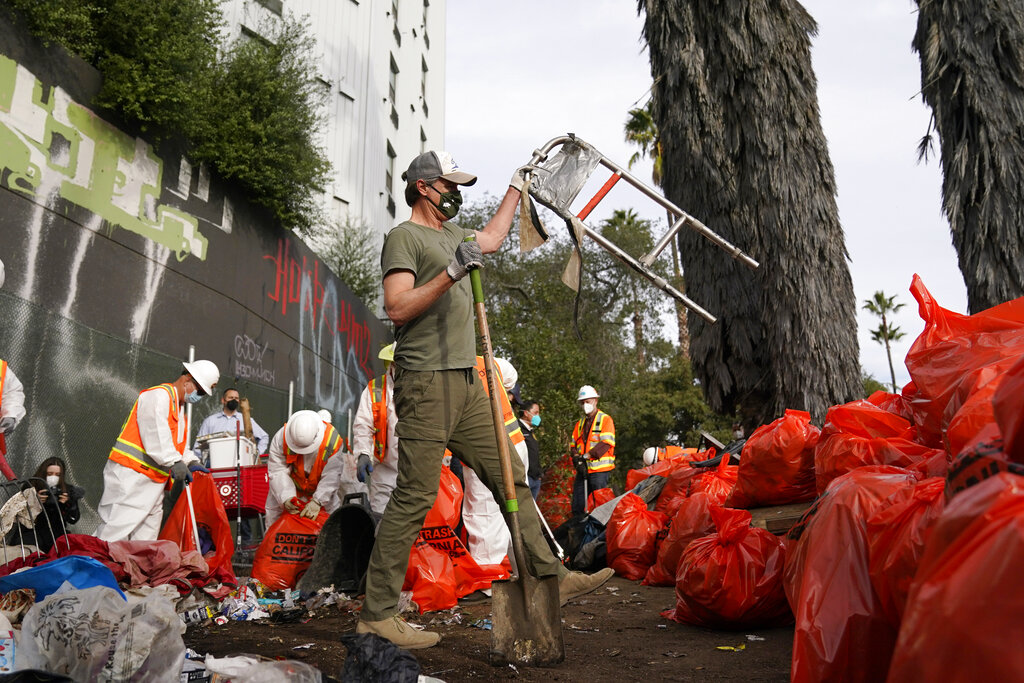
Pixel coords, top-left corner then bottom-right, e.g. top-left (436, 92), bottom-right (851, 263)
top-left (0, 360), bottom-right (6, 416)
top-left (572, 411), bottom-right (616, 473)
top-left (369, 375), bottom-right (388, 462)
top-left (474, 357), bottom-right (526, 447)
top-left (107, 384), bottom-right (181, 484)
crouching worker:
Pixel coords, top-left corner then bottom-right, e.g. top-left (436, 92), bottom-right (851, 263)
top-left (265, 410), bottom-right (346, 527)
top-left (355, 151), bottom-right (614, 650)
top-left (95, 360), bottom-right (218, 541)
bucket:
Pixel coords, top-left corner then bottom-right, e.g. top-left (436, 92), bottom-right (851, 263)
top-left (297, 492), bottom-right (375, 594)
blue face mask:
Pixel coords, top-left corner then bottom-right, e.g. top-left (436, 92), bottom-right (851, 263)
top-left (185, 391), bottom-right (203, 404)
top-left (530, 414), bottom-right (541, 428)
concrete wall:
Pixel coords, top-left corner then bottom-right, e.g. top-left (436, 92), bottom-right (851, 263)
top-left (0, 13), bottom-right (390, 532)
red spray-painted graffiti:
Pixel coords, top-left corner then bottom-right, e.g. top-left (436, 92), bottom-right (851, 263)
top-left (264, 239), bottom-right (374, 378)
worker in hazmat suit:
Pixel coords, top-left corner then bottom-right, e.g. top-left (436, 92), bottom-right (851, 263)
top-left (641, 445), bottom-right (686, 466)
top-left (352, 344), bottom-right (398, 515)
top-left (0, 259), bottom-right (26, 441)
top-left (265, 409), bottom-right (346, 527)
top-left (95, 360), bottom-right (219, 541)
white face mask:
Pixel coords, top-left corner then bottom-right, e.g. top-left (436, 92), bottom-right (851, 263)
top-left (46, 475), bottom-right (60, 488)
top-left (582, 402), bottom-right (595, 415)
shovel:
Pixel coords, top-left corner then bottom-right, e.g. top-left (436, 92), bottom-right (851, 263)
top-left (469, 264), bottom-right (565, 667)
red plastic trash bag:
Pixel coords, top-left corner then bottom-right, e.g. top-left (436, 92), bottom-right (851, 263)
top-left (652, 465), bottom-right (703, 518)
top-left (865, 477), bottom-right (946, 623)
top-left (403, 539), bottom-right (457, 614)
top-left (158, 472), bottom-right (236, 587)
top-left (992, 354), bottom-right (1024, 464)
top-left (820, 400), bottom-right (916, 440)
top-left (251, 506), bottom-right (329, 590)
top-left (866, 390), bottom-right (915, 423)
top-left (888, 473), bottom-right (1024, 682)
top-left (905, 275), bottom-right (1024, 442)
top-left (784, 466), bottom-right (918, 683)
top-left (643, 493), bottom-right (716, 586)
top-left (626, 455), bottom-right (693, 491)
top-left (814, 434), bottom-right (942, 494)
top-left (692, 456), bottom-right (738, 505)
top-left (727, 410), bottom-right (819, 508)
top-left (945, 425), bottom-right (1024, 499)
top-left (606, 493), bottom-right (668, 581)
top-left (405, 465), bottom-right (509, 612)
top-left (587, 487), bottom-right (615, 512)
top-left (664, 506), bottom-right (790, 628)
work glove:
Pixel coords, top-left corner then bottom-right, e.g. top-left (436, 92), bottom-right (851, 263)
top-left (188, 462), bottom-right (210, 474)
top-left (283, 498), bottom-right (301, 515)
top-left (509, 164), bottom-right (538, 193)
top-left (170, 461), bottom-right (192, 484)
top-left (300, 498), bottom-right (322, 520)
top-left (0, 417), bottom-right (15, 434)
top-left (357, 454), bottom-right (374, 483)
top-left (446, 240), bottom-right (483, 282)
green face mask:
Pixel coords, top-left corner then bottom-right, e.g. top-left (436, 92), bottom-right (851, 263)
top-left (430, 185), bottom-right (463, 219)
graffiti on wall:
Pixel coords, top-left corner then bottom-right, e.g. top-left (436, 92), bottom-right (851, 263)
top-left (0, 56), bottom-right (222, 261)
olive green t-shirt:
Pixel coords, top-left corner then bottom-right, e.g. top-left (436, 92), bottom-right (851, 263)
top-left (381, 220), bottom-right (476, 370)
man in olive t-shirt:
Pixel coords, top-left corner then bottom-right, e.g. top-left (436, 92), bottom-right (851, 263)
top-left (355, 151), bottom-right (614, 650)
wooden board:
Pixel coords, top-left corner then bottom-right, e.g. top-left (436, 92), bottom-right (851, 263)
top-left (749, 500), bottom-right (815, 535)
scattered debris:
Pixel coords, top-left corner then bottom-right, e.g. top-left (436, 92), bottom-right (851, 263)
top-left (746, 634), bottom-right (766, 641)
top-left (716, 644), bottom-right (747, 652)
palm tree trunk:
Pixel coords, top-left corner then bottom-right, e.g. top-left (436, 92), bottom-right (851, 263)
top-left (913, 0), bottom-right (1024, 312)
top-left (638, 0), bottom-right (862, 425)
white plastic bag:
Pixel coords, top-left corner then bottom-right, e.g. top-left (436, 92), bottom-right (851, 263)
top-left (16, 585), bottom-right (185, 682)
top-left (205, 654), bottom-right (322, 682)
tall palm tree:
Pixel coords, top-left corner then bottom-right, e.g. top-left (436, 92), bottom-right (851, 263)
top-left (624, 101), bottom-right (689, 358)
top-left (863, 291), bottom-right (906, 393)
top-left (912, 0), bottom-right (1024, 313)
top-left (636, 0), bottom-right (862, 427)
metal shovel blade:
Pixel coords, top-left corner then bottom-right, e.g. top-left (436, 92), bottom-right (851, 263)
top-left (490, 572), bottom-right (564, 667)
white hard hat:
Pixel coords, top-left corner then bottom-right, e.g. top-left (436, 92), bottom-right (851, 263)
top-left (317, 409), bottom-right (333, 424)
top-left (285, 410), bottom-right (325, 455)
top-left (0, 259), bottom-right (5, 289)
top-left (642, 447), bottom-right (658, 467)
top-left (577, 385), bottom-right (599, 401)
top-left (494, 358), bottom-right (518, 392)
top-left (182, 359), bottom-right (220, 395)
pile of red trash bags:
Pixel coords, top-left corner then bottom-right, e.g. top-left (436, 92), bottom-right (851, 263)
top-left (596, 276), bottom-right (1024, 681)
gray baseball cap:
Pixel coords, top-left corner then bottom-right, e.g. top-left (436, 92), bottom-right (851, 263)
top-left (401, 151), bottom-right (477, 186)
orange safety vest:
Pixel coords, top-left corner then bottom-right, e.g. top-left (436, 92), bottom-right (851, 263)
top-left (108, 384), bottom-right (184, 484)
top-left (0, 360), bottom-right (6, 415)
top-left (369, 374), bottom-right (388, 462)
top-left (655, 445), bottom-right (686, 462)
top-left (474, 357), bottom-right (525, 449)
top-left (571, 410), bottom-right (616, 473)
top-left (283, 421), bottom-right (343, 498)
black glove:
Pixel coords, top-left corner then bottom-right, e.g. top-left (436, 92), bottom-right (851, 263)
top-left (446, 240), bottom-right (483, 282)
top-left (188, 462), bottom-right (210, 474)
top-left (170, 461), bottom-right (192, 484)
top-left (0, 417), bottom-right (15, 434)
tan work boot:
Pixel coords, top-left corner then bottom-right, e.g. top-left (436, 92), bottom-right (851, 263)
top-left (559, 567), bottom-right (615, 605)
top-left (355, 615), bottom-right (441, 649)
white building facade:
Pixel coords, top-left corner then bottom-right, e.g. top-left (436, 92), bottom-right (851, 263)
top-left (219, 0), bottom-right (447, 242)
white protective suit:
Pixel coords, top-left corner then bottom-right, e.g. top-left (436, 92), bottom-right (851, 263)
top-left (459, 358), bottom-right (529, 566)
top-left (95, 385), bottom-right (201, 541)
top-left (265, 424), bottom-right (347, 527)
top-left (351, 365), bottom-right (397, 515)
top-left (0, 362), bottom-right (26, 427)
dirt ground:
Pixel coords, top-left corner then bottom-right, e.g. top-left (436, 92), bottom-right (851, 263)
top-left (184, 576), bottom-right (793, 682)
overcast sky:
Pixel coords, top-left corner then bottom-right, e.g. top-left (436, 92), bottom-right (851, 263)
top-left (444, 0), bottom-right (967, 391)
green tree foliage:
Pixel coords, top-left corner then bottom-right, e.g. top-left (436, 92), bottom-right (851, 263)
top-left (863, 291), bottom-right (906, 393)
top-left (193, 15), bottom-right (330, 234)
top-left (458, 196), bottom-right (733, 483)
top-left (862, 372), bottom-right (888, 398)
top-left (3, 1), bottom-right (330, 232)
top-left (318, 216), bottom-right (382, 310)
